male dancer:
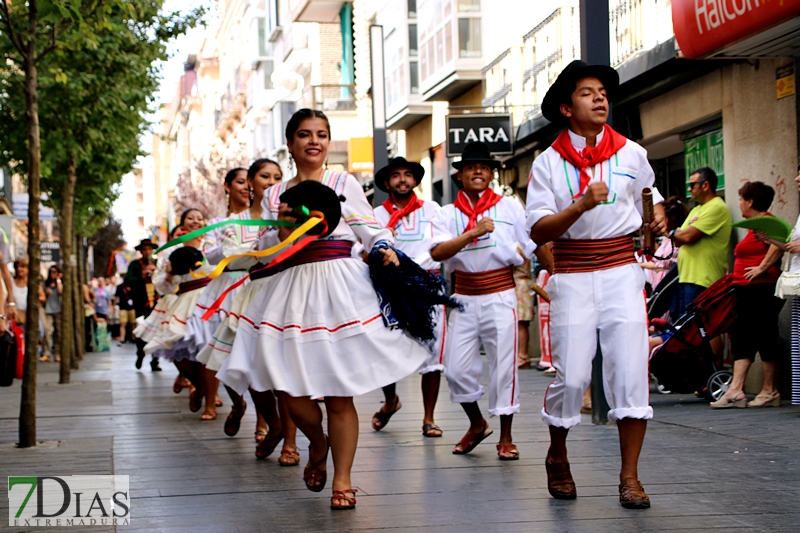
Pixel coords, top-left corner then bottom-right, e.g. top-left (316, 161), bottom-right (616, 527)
top-left (430, 141), bottom-right (542, 460)
top-left (126, 238), bottom-right (161, 371)
top-left (526, 60), bottom-right (666, 508)
top-left (372, 157), bottom-right (445, 437)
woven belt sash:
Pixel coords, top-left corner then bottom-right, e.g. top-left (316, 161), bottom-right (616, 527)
top-left (428, 269), bottom-right (441, 277)
top-left (176, 277), bottom-right (212, 295)
top-left (250, 240), bottom-right (354, 281)
top-left (552, 235), bottom-right (636, 274)
top-left (454, 266), bottom-right (515, 296)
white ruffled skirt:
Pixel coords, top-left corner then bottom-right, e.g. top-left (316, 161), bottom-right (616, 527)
top-left (188, 271), bottom-right (248, 352)
top-left (216, 257), bottom-right (429, 398)
top-left (132, 295), bottom-right (177, 344)
top-left (144, 288), bottom-right (205, 363)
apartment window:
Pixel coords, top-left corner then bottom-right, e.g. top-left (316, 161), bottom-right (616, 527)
top-left (458, 17), bottom-right (481, 58)
top-left (408, 0), bottom-right (417, 18)
top-left (410, 61), bottom-right (420, 94)
top-left (261, 61), bottom-right (274, 90)
top-left (137, 217), bottom-right (144, 227)
top-left (458, 0), bottom-right (479, 12)
top-left (409, 24), bottom-right (418, 57)
top-left (136, 193), bottom-right (144, 203)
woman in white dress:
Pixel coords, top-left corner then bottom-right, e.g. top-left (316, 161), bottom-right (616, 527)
top-left (197, 159), bottom-right (299, 462)
top-left (216, 109), bottom-right (429, 510)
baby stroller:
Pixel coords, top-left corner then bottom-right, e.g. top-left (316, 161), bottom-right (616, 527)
top-left (649, 274), bottom-right (736, 401)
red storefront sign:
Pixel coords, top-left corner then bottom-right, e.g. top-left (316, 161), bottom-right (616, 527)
top-left (672, 0), bottom-right (800, 59)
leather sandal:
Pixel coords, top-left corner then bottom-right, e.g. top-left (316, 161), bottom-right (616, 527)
top-left (545, 459), bottom-right (577, 499)
top-left (371, 396), bottom-right (401, 431)
top-left (278, 449), bottom-right (301, 467)
top-left (496, 443), bottom-right (519, 461)
top-left (255, 429), bottom-right (284, 460)
top-left (619, 478), bottom-right (650, 509)
top-left (303, 435), bottom-right (329, 492)
top-left (254, 429), bottom-right (267, 443)
top-left (330, 488), bottom-right (357, 510)
top-left (422, 423), bottom-right (443, 438)
top-left (173, 374), bottom-right (185, 394)
top-left (452, 420), bottom-right (493, 455)
top-left (223, 401), bottom-right (246, 437)
top-left (747, 391), bottom-right (780, 408)
top-left (188, 388), bottom-right (204, 413)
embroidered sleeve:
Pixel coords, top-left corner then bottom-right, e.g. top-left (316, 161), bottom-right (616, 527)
top-left (526, 154), bottom-right (558, 233)
top-left (153, 266), bottom-right (180, 295)
top-left (340, 174), bottom-right (393, 250)
top-left (511, 200), bottom-right (537, 258)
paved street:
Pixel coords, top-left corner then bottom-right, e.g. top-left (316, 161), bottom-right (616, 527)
top-left (1, 344), bottom-right (799, 533)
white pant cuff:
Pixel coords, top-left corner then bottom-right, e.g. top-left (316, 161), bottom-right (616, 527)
top-left (450, 388), bottom-right (484, 404)
top-left (418, 364), bottom-right (445, 375)
top-left (541, 408), bottom-right (582, 429)
top-left (608, 406), bottom-right (653, 422)
top-left (489, 405), bottom-right (520, 417)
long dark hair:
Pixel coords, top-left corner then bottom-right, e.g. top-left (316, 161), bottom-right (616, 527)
top-left (224, 167), bottom-right (247, 186)
top-left (663, 196), bottom-right (688, 232)
top-left (45, 264), bottom-right (61, 287)
top-left (247, 158), bottom-right (281, 179)
top-left (285, 109), bottom-right (331, 141)
top-left (179, 208), bottom-right (204, 229)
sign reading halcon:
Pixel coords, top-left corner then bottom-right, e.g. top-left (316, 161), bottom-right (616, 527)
top-left (672, 0), bottom-right (800, 59)
top-left (446, 114), bottom-right (513, 157)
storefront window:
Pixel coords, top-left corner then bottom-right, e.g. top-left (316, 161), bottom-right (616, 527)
top-left (458, 17), bottom-right (481, 58)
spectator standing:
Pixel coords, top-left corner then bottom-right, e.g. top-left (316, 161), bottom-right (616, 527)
top-left (12, 259), bottom-right (45, 333)
top-left (0, 227), bottom-right (16, 322)
top-left (115, 280), bottom-right (136, 345)
top-left (640, 197), bottom-right (688, 291)
top-left (125, 239), bottom-right (161, 371)
top-left (41, 265), bottom-right (63, 362)
top-left (711, 182), bottom-right (784, 408)
top-left (672, 168), bottom-right (732, 315)
top-left (93, 277), bottom-right (112, 320)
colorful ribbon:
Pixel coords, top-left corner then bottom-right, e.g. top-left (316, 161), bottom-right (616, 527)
top-left (155, 219), bottom-right (297, 254)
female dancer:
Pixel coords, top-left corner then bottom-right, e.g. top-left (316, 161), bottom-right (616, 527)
top-left (136, 208), bottom-right (215, 414)
top-left (197, 159), bottom-right (299, 463)
top-left (217, 109), bottom-right (429, 509)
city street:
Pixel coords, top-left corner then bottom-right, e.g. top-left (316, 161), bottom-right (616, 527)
top-left (1, 345), bottom-right (799, 533)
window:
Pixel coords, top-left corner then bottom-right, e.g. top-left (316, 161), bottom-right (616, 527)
top-left (409, 24), bottom-right (418, 57)
top-left (410, 61), bottom-right (419, 94)
top-left (457, 0), bottom-right (479, 12)
top-left (458, 17), bottom-right (481, 58)
top-left (136, 193), bottom-right (144, 203)
top-left (261, 61), bottom-right (274, 90)
top-left (137, 217), bottom-right (144, 227)
top-left (408, 0), bottom-right (417, 18)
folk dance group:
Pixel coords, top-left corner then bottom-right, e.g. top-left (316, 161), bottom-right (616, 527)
top-left (131, 61), bottom-right (666, 511)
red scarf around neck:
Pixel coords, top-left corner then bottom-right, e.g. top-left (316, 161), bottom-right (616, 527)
top-left (453, 189), bottom-right (503, 241)
top-left (551, 124), bottom-right (628, 199)
top-left (382, 193), bottom-right (424, 230)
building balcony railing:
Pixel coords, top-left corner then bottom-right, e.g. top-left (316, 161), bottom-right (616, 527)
top-left (301, 84), bottom-right (356, 112)
top-left (610, 0), bottom-right (673, 67)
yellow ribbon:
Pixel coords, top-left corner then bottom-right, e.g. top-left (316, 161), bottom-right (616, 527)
top-left (205, 216), bottom-right (323, 280)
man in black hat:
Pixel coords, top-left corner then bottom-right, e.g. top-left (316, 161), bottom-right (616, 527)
top-left (371, 157), bottom-right (446, 438)
top-left (429, 141), bottom-right (541, 460)
top-left (526, 60), bottom-right (666, 508)
top-left (125, 239), bottom-right (161, 371)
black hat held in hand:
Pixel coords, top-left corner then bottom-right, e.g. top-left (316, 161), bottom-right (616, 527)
top-left (375, 157), bottom-right (425, 193)
top-left (541, 59), bottom-right (619, 124)
top-left (168, 247), bottom-right (204, 276)
top-left (280, 180), bottom-right (344, 238)
top-left (452, 141), bottom-right (501, 170)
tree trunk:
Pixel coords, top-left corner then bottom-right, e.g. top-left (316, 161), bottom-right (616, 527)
top-left (19, 7), bottom-right (41, 448)
top-left (73, 230), bottom-right (84, 361)
top-left (58, 156), bottom-right (77, 382)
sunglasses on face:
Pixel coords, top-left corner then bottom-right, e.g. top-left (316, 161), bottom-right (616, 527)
top-left (687, 179), bottom-right (706, 190)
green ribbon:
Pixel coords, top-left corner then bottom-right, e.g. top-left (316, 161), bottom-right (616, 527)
top-left (156, 219), bottom-right (298, 254)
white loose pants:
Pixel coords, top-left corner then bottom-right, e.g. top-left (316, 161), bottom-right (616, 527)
top-left (419, 305), bottom-right (447, 374)
top-left (542, 263), bottom-right (652, 428)
top-left (444, 289), bottom-right (519, 417)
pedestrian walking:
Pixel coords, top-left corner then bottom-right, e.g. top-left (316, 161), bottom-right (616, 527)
top-left (126, 238), bottom-right (161, 371)
top-left (40, 265), bottom-right (62, 362)
top-left (527, 60), bottom-right (667, 508)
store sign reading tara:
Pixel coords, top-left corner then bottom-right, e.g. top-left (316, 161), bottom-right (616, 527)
top-left (446, 114), bottom-right (513, 157)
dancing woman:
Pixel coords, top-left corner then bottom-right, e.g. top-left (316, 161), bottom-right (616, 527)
top-left (216, 109), bottom-right (429, 510)
top-left (197, 159), bottom-right (299, 463)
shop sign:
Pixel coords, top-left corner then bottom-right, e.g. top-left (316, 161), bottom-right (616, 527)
top-left (41, 241), bottom-right (60, 264)
top-left (348, 137), bottom-right (374, 173)
top-left (446, 114), bottom-right (513, 157)
top-left (777, 64), bottom-right (795, 100)
top-left (685, 130), bottom-right (725, 192)
top-left (12, 193), bottom-right (56, 220)
top-left (672, 0), bottom-right (800, 59)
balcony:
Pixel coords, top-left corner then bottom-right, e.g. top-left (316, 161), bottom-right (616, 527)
top-left (610, 0), bottom-right (673, 68)
top-left (288, 0), bottom-right (352, 23)
top-left (301, 84), bottom-right (357, 112)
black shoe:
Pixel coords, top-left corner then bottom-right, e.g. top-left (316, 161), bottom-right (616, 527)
top-left (150, 359), bottom-right (162, 372)
top-left (135, 352), bottom-right (145, 369)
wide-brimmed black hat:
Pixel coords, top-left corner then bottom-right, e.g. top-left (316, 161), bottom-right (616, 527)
top-left (280, 180), bottom-right (344, 238)
top-left (135, 238), bottom-right (156, 251)
top-left (452, 141), bottom-right (501, 170)
top-left (168, 247), bottom-right (204, 276)
top-left (541, 60), bottom-right (619, 124)
top-left (375, 157), bottom-right (424, 193)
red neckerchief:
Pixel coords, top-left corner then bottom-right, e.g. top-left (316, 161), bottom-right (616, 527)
top-left (551, 124), bottom-right (628, 199)
top-left (382, 193), bottom-right (424, 230)
top-left (453, 189), bottom-right (503, 241)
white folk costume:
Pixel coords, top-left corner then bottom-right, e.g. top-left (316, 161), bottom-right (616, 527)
top-left (430, 190), bottom-right (536, 416)
top-left (526, 126), bottom-right (663, 428)
top-left (139, 249), bottom-right (215, 363)
top-left (191, 211), bottom-right (259, 361)
top-left (374, 195), bottom-right (446, 374)
top-left (216, 170), bottom-right (429, 398)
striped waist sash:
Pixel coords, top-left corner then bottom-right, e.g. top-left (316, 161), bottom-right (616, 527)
top-left (251, 240), bottom-right (354, 281)
top-left (454, 267), bottom-right (515, 296)
top-left (176, 277), bottom-right (212, 295)
top-left (428, 269), bottom-right (441, 277)
top-left (552, 235), bottom-right (636, 274)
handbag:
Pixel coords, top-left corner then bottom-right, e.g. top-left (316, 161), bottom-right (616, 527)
top-left (775, 247), bottom-right (800, 298)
